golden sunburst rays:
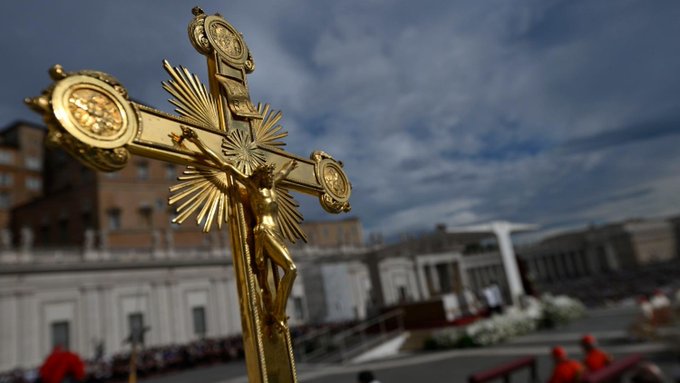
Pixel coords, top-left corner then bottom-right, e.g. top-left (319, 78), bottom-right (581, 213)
top-left (253, 103), bottom-right (288, 150)
top-left (168, 166), bottom-right (230, 232)
top-left (276, 186), bottom-right (308, 244)
top-left (219, 103), bottom-right (288, 176)
top-left (162, 60), bottom-right (221, 131)
top-left (222, 129), bottom-right (265, 176)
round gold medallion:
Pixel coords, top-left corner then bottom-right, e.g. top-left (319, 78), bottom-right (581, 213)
top-left (320, 161), bottom-right (350, 201)
top-left (204, 16), bottom-right (248, 66)
top-left (52, 76), bottom-right (137, 149)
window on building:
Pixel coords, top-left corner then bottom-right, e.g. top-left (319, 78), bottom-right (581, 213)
top-left (128, 312), bottom-right (145, 344)
top-left (0, 192), bottom-right (10, 209)
top-left (138, 206), bottom-right (152, 228)
top-left (0, 173), bottom-right (13, 186)
top-left (25, 156), bottom-right (42, 171)
top-left (137, 162), bottom-right (149, 180)
top-left (165, 164), bottom-right (176, 180)
top-left (82, 211), bottom-right (92, 229)
top-left (41, 224), bottom-right (50, 244)
top-left (107, 208), bottom-right (121, 230)
top-left (51, 321), bottom-right (70, 350)
top-left (436, 263), bottom-right (453, 293)
top-left (0, 151), bottom-right (13, 165)
top-left (58, 218), bottom-right (69, 242)
top-left (26, 177), bottom-right (41, 191)
top-left (156, 198), bottom-right (165, 211)
top-left (80, 165), bottom-right (94, 182)
top-left (398, 286), bottom-right (408, 302)
top-left (192, 306), bottom-right (207, 337)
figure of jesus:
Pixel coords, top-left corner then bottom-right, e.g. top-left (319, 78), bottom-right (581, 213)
top-left (180, 127), bottom-right (297, 329)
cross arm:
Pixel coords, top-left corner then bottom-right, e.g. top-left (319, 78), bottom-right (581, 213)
top-left (25, 65), bottom-right (351, 213)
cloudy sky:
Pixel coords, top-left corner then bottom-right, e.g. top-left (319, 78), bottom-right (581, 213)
top-left (1, 1), bottom-right (679, 240)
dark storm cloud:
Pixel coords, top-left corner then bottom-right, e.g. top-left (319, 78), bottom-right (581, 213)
top-left (1, 0), bottom-right (680, 239)
top-left (560, 117), bottom-right (680, 153)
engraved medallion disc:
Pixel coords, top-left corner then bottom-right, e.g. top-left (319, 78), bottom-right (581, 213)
top-left (204, 16), bottom-right (248, 67)
top-left (51, 76), bottom-right (137, 149)
top-left (319, 160), bottom-right (350, 202)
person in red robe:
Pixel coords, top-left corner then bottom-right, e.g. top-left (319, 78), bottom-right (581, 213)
top-left (39, 346), bottom-right (85, 383)
top-left (548, 346), bottom-right (584, 383)
top-left (580, 334), bottom-right (612, 372)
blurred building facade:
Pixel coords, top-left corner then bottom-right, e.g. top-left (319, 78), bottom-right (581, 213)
top-left (0, 246), bottom-right (243, 370)
top-left (0, 122), bottom-right (45, 230)
top-left (12, 147), bottom-right (211, 250)
top-left (0, 193), bottom-right (364, 371)
top-left (365, 225), bottom-right (510, 310)
top-left (516, 218), bottom-right (678, 285)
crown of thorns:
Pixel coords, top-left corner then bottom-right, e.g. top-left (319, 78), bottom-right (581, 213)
top-left (252, 163), bottom-right (276, 175)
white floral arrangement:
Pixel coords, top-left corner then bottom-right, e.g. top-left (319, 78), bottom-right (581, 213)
top-left (425, 294), bottom-right (584, 349)
top-left (540, 293), bottom-right (586, 327)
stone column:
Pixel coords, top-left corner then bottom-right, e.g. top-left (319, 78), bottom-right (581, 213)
top-left (170, 282), bottom-right (185, 343)
top-left (604, 243), bottom-right (620, 271)
top-left (428, 263), bottom-right (440, 295)
top-left (99, 286), bottom-right (116, 355)
top-left (225, 274), bottom-right (242, 335)
top-left (19, 291), bottom-right (39, 367)
top-left (208, 279), bottom-right (221, 337)
top-left (0, 292), bottom-right (19, 370)
top-left (415, 259), bottom-right (429, 300)
top-left (157, 282), bottom-right (173, 344)
top-left (492, 222), bottom-right (524, 305)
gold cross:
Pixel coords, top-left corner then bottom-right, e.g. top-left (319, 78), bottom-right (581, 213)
top-left (25, 7), bottom-right (351, 383)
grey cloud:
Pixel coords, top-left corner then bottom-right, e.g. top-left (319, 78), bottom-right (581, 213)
top-left (559, 117), bottom-right (680, 153)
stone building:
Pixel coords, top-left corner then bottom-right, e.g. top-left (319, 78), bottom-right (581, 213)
top-left (0, 237), bottom-right (318, 371)
top-left (516, 218), bottom-right (678, 284)
top-left (365, 225), bottom-right (510, 311)
top-left (12, 146), bottom-right (211, 250)
top-left (295, 246), bottom-right (371, 324)
top-left (0, 244), bottom-right (241, 371)
top-left (0, 218), bottom-right (364, 372)
top-left (0, 122), bottom-right (45, 229)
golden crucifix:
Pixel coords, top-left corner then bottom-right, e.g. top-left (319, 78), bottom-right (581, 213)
top-left (25, 7), bottom-right (351, 383)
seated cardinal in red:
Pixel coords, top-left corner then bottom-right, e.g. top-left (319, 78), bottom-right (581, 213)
top-left (548, 346), bottom-right (585, 383)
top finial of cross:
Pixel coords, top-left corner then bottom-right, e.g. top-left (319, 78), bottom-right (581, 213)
top-left (188, 9), bottom-right (255, 73)
top-left (192, 6), bottom-right (204, 16)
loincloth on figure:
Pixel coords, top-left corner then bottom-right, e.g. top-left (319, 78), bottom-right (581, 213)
top-left (253, 225), bottom-right (286, 263)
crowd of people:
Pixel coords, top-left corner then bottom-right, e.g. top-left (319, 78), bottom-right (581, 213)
top-left (546, 259), bottom-right (680, 307)
top-left (0, 336), bottom-right (244, 383)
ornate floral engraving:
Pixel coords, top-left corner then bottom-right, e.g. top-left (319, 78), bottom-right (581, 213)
top-left (210, 22), bottom-right (243, 59)
top-left (67, 88), bottom-right (123, 137)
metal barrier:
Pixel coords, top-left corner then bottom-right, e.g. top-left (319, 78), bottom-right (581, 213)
top-left (294, 309), bottom-right (405, 363)
top-left (581, 354), bottom-right (642, 383)
top-left (468, 356), bottom-right (538, 383)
